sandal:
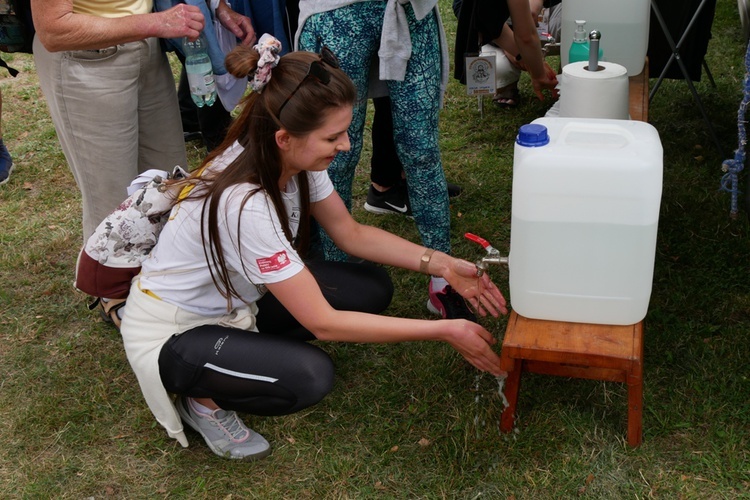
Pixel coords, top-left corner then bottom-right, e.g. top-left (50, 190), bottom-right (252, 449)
top-left (89, 297), bottom-right (126, 330)
top-left (493, 87), bottom-right (521, 109)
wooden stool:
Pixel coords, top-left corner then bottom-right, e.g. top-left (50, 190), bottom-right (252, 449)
top-left (499, 311), bottom-right (644, 447)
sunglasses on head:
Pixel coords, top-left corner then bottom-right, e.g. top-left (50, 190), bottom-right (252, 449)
top-left (276, 46), bottom-right (340, 119)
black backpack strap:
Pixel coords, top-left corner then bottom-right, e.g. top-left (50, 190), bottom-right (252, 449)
top-left (0, 56), bottom-right (18, 77)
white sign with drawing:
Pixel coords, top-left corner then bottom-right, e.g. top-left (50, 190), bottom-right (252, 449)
top-left (465, 55), bottom-right (496, 96)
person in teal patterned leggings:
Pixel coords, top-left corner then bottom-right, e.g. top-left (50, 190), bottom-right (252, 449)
top-left (297, 1), bottom-right (476, 320)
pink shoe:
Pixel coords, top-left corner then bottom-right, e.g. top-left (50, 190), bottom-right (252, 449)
top-left (427, 282), bottom-right (477, 322)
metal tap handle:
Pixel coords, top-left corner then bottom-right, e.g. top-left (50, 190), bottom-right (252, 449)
top-left (465, 233), bottom-right (509, 269)
top-left (464, 232), bottom-right (498, 255)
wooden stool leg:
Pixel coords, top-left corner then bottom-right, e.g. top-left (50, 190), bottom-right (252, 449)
top-left (500, 359), bottom-right (522, 433)
top-left (627, 365), bottom-right (643, 447)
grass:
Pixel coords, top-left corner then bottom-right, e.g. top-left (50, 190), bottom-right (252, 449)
top-left (1, 0), bottom-right (750, 497)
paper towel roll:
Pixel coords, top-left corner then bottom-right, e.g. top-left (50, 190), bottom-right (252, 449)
top-left (559, 61), bottom-right (629, 120)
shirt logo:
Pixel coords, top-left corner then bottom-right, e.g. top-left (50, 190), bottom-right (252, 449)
top-left (257, 251), bottom-right (291, 273)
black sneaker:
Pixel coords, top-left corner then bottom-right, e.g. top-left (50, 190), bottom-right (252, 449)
top-left (364, 181), bottom-right (412, 216)
top-left (447, 182), bottom-right (462, 198)
top-left (427, 283), bottom-right (477, 322)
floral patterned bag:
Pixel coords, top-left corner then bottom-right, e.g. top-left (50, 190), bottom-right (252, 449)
top-left (74, 166), bottom-right (189, 300)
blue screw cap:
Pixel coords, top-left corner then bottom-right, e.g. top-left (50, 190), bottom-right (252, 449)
top-left (516, 124), bottom-right (549, 147)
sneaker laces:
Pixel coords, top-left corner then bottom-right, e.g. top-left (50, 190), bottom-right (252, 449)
top-left (211, 409), bottom-right (251, 443)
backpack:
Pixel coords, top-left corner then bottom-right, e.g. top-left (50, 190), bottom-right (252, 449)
top-left (0, 0), bottom-right (33, 54)
top-left (74, 166), bottom-right (190, 301)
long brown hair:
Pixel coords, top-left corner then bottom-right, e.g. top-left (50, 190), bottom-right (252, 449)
top-left (188, 45), bottom-right (357, 308)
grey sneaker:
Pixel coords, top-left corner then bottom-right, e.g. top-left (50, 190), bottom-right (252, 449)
top-left (177, 396), bottom-right (271, 460)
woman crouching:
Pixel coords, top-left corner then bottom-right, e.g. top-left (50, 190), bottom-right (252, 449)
top-left (120, 34), bottom-right (508, 461)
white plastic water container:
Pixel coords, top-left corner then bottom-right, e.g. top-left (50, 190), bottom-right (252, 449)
top-left (509, 117), bottom-right (663, 325)
top-left (560, 0), bottom-right (650, 76)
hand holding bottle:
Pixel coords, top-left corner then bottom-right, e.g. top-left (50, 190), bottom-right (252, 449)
top-left (156, 4), bottom-right (205, 41)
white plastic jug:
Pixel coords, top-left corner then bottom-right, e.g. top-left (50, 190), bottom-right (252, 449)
top-left (509, 117), bottom-right (663, 325)
top-left (560, 0), bottom-right (650, 76)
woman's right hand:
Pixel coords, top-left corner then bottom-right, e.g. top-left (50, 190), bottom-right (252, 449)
top-left (444, 320), bottom-right (506, 377)
top-left (442, 257), bottom-right (507, 318)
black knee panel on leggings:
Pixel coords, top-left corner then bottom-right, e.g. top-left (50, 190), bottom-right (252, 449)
top-left (310, 259), bottom-right (394, 314)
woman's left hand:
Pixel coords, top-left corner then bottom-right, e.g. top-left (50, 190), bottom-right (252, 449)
top-left (443, 258), bottom-right (508, 318)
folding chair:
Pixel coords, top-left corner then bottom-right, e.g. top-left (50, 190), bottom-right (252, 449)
top-left (649, 0), bottom-right (724, 157)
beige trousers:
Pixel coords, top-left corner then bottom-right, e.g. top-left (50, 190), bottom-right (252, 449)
top-left (33, 36), bottom-right (188, 241)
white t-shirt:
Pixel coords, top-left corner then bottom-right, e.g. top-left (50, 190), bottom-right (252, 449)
top-left (139, 141), bottom-right (334, 316)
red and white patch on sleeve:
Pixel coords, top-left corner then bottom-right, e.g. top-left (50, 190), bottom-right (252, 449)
top-left (256, 251), bottom-right (291, 273)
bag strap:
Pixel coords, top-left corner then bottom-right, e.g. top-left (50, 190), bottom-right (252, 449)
top-left (0, 57), bottom-right (18, 77)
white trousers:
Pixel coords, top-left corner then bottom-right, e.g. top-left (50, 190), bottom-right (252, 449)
top-left (34, 36), bottom-right (188, 240)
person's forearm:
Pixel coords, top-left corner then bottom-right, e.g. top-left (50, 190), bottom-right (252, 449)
top-left (315, 194), bottom-right (462, 278)
top-left (35, 13), bottom-right (163, 51)
top-left (267, 274), bottom-right (503, 375)
top-left (290, 299), bottom-right (503, 376)
top-left (493, 23), bottom-right (519, 55)
top-left (515, 31), bottom-right (545, 79)
top-left (508, 0), bottom-right (545, 80)
top-left (334, 222), bottom-right (456, 277)
top-left (265, 265), bottom-right (458, 344)
top-left (311, 307), bottom-right (449, 343)
top-left (31, 0), bottom-right (204, 52)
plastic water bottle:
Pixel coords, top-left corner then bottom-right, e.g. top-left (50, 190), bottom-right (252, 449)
top-left (183, 34), bottom-right (216, 107)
